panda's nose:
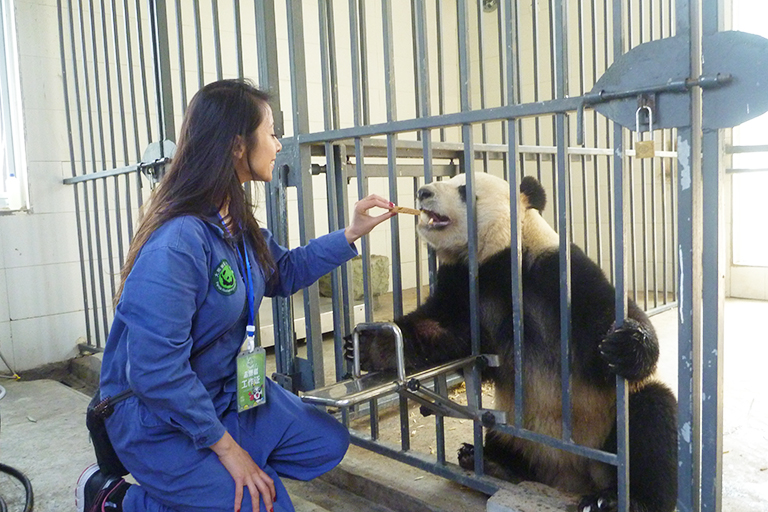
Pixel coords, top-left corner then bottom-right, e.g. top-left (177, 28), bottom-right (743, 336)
top-left (417, 187), bottom-right (433, 202)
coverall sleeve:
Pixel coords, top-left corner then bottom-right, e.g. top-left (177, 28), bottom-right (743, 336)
top-left (117, 241), bottom-right (226, 450)
top-left (263, 228), bottom-right (358, 297)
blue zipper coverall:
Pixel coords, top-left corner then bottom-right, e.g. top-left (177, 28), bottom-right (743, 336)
top-left (99, 214), bottom-right (357, 511)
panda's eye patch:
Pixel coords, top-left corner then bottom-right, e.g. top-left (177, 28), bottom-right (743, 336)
top-left (458, 185), bottom-right (467, 202)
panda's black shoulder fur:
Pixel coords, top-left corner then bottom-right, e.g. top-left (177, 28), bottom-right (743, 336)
top-left (520, 175), bottom-right (547, 211)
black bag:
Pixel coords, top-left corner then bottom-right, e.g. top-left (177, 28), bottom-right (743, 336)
top-left (86, 388), bottom-right (134, 477)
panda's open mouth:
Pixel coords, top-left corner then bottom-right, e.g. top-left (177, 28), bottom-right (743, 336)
top-left (422, 210), bottom-right (451, 228)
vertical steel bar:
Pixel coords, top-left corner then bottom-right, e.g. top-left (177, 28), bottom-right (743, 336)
top-left (93, 0), bottom-right (118, 302)
top-left (109, 0), bottom-right (133, 245)
top-left (552, 0), bottom-right (573, 443)
top-left (254, 1), bottom-right (284, 357)
top-left (590, 0), bottom-right (604, 272)
top-left (435, 0), bottom-right (446, 142)
top-left (629, 161), bottom-right (638, 304)
top-left (413, 0), bottom-right (436, 295)
top-left (318, 0), bottom-right (348, 381)
top-left (604, 0), bottom-right (615, 284)
top-left (148, 0), bottom-right (176, 149)
top-left (193, 0), bottom-right (205, 89)
top-left (503, 0), bottom-right (524, 429)
top-left (611, 1), bottom-right (630, 510)
top-left (76, 0), bottom-right (110, 341)
top-left (254, 0), bottom-right (282, 134)
top-left (381, 0), bottom-right (403, 320)
top-left (233, 0), bottom-right (244, 77)
top-left (347, 0), bottom-right (372, 324)
top-left (496, 0), bottom-right (507, 176)
top-left (211, 0), bottom-right (223, 79)
top-left (577, 0), bottom-right (589, 256)
top-left (676, 0), bottom-right (703, 509)
top-left (122, 0), bottom-right (144, 220)
top-left (476, 1), bottom-right (489, 173)
top-left (662, 159), bottom-right (669, 304)
top-left (58, 0), bottom-right (93, 347)
top-left (700, 2), bottom-right (724, 509)
top-left (133, 0), bottom-right (154, 142)
top-left (174, 0), bottom-right (188, 112)
top-left (347, 0), bottom-right (376, 438)
top-left (435, 375), bottom-right (448, 463)
top-left (456, 0), bottom-right (483, 477)
top-left (285, 0), bottom-right (323, 390)
top-left (381, 0), bottom-right (409, 452)
top-left (651, 157), bottom-right (659, 308)
top-left (358, 0), bottom-right (370, 126)
top-left (641, 162), bottom-right (649, 310)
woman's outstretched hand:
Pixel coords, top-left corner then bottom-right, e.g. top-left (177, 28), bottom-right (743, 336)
top-left (344, 194), bottom-right (398, 244)
top-left (211, 431), bottom-right (276, 512)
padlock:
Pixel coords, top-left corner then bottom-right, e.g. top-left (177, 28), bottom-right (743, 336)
top-left (635, 105), bottom-right (655, 159)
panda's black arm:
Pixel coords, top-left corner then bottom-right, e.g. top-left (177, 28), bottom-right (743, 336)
top-left (525, 246), bottom-right (659, 383)
top-left (569, 248), bottom-right (660, 382)
top-left (349, 263), bottom-right (475, 372)
top-left (393, 300), bottom-right (475, 370)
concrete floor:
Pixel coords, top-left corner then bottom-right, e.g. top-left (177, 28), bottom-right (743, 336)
top-left (0, 298), bottom-right (766, 511)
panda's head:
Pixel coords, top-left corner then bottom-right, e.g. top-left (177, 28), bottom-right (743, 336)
top-left (416, 173), bottom-right (511, 264)
top-left (415, 173), bottom-right (558, 265)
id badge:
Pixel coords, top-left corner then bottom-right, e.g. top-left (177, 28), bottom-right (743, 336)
top-left (236, 345), bottom-right (267, 412)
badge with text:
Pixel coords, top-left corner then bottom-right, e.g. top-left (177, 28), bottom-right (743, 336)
top-left (236, 345), bottom-right (267, 412)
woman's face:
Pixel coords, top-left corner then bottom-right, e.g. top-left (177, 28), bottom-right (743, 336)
top-left (234, 104), bottom-right (282, 184)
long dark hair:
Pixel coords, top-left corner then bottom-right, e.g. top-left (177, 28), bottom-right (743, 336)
top-left (115, 79), bottom-right (276, 304)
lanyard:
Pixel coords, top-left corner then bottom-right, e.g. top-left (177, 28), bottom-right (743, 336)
top-left (219, 214), bottom-right (256, 351)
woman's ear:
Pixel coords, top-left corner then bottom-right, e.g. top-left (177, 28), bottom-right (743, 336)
top-left (232, 135), bottom-right (246, 161)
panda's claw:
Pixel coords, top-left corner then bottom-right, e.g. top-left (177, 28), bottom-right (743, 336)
top-left (457, 442), bottom-right (475, 471)
top-left (578, 490), bottom-right (617, 512)
top-left (600, 319), bottom-right (659, 380)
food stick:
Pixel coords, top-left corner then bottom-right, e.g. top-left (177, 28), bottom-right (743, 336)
top-left (390, 205), bottom-right (421, 215)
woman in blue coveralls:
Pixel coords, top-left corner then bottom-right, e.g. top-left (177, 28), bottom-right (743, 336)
top-left (76, 79), bottom-right (397, 512)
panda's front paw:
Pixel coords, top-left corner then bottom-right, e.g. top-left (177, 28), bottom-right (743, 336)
top-left (457, 443), bottom-right (475, 471)
top-left (600, 318), bottom-right (659, 380)
top-left (578, 490), bottom-right (617, 512)
top-left (343, 330), bottom-right (398, 371)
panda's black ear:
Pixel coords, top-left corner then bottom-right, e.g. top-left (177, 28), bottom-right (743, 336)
top-left (520, 176), bottom-right (547, 211)
top-left (458, 184), bottom-right (467, 203)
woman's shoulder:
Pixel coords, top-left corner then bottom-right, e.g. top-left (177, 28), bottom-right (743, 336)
top-left (145, 215), bottom-right (222, 254)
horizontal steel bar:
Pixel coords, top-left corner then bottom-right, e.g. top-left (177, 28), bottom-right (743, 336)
top-left (297, 96), bottom-right (586, 144)
top-left (725, 168), bottom-right (768, 174)
top-left (490, 423), bottom-right (619, 466)
top-left (645, 301), bottom-right (679, 317)
top-left (725, 144), bottom-right (768, 154)
top-left (63, 164), bottom-right (139, 184)
top-left (519, 145), bottom-right (678, 158)
top-left (349, 431), bottom-right (500, 495)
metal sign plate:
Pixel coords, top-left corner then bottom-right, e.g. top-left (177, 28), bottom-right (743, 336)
top-left (703, 31), bottom-right (768, 130)
top-left (590, 36), bottom-right (690, 131)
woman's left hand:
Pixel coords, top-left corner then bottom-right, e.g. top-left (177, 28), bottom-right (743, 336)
top-left (344, 194), bottom-right (398, 244)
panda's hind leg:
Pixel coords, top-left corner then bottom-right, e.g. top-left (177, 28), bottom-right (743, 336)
top-left (457, 430), bottom-right (536, 483)
top-left (579, 381), bottom-right (678, 512)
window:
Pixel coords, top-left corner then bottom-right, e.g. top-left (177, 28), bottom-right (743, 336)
top-left (0, 0), bottom-right (26, 211)
top-left (731, 0), bottom-right (768, 267)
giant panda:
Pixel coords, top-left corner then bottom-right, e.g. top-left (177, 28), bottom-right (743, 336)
top-left (347, 172), bottom-right (678, 512)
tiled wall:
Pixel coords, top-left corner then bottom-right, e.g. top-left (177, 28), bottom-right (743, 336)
top-left (0, 0), bottom-right (86, 371)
